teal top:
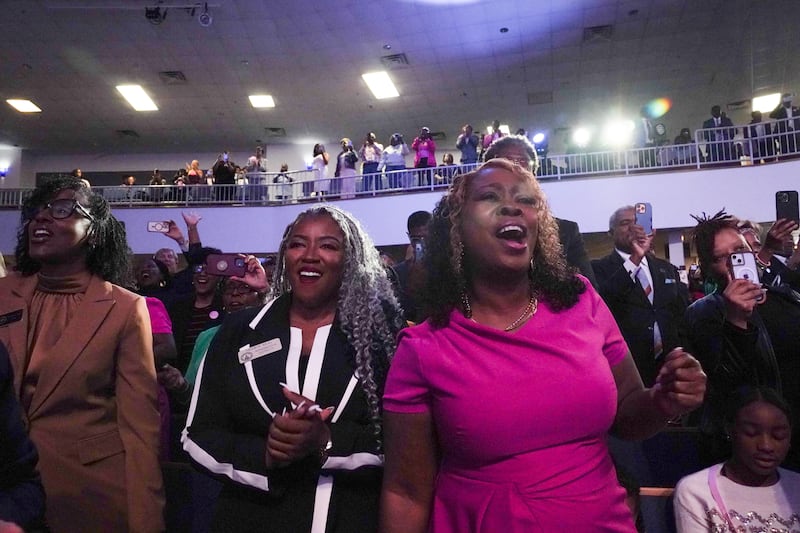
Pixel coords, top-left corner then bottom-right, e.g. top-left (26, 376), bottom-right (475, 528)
top-left (185, 325), bottom-right (221, 386)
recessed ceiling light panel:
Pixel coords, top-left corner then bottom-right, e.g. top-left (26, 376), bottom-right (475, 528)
top-left (6, 99), bottom-right (42, 113)
top-left (361, 71), bottom-right (399, 99)
top-left (249, 95), bottom-right (276, 108)
top-left (115, 85), bottom-right (158, 111)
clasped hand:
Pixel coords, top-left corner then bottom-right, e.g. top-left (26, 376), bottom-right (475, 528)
top-left (651, 348), bottom-right (706, 420)
top-left (267, 387), bottom-right (333, 467)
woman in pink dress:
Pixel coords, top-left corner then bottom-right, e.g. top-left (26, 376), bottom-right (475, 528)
top-left (380, 159), bottom-right (707, 532)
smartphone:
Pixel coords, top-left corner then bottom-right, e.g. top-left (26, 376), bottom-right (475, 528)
top-left (776, 190), bottom-right (799, 223)
top-left (147, 221), bottom-right (170, 233)
top-left (634, 202), bottom-right (653, 235)
top-left (729, 252), bottom-right (760, 283)
top-left (206, 254), bottom-right (247, 277)
top-left (410, 237), bottom-right (424, 262)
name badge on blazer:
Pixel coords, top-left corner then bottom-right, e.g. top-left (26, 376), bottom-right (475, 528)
top-left (238, 338), bottom-right (282, 364)
top-left (0, 309), bottom-right (23, 328)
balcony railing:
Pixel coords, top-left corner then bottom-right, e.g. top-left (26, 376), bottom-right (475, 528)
top-left (2, 116), bottom-right (798, 210)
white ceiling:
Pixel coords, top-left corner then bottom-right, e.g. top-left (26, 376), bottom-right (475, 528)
top-left (1, 0), bottom-right (799, 155)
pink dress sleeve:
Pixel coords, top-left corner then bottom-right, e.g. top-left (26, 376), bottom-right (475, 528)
top-left (383, 330), bottom-right (431, 414)
top-left (145, 297), bottom-right (173, 334)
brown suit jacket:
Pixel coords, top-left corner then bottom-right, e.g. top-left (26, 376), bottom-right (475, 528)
top-left (0, 273), bottom-right (165, 532)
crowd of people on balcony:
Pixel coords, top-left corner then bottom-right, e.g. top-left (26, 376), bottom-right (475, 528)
top-left (2, 124), bottom-right (799, 532)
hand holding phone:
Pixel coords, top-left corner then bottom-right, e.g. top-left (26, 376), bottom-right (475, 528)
top-left (729, 251), bottom-right (760, 283)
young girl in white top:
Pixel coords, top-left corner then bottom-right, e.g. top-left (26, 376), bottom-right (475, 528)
top-left (674, 387), bottom-right (800, 532)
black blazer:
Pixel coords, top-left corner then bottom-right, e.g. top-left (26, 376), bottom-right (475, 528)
top-left (591, 252), bottom-right (689, 386)
top-left (0, 343), bottom-right (45, 529)
top-left (557, 218), bottom-right (597, 289)
top-left (184, 294), bottom-right (391, 532)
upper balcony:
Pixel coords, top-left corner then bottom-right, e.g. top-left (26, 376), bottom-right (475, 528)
top-left (1, 121), bottom-right (799, 257)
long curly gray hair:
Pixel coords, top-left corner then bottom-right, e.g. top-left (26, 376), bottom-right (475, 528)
top-left (270, 205), bottom-right (403, 447)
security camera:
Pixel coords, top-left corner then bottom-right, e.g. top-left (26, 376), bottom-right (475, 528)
top-left (145, 6), bottom-right (167, 25)
top-left (198, 3), bottom-right (212, 27)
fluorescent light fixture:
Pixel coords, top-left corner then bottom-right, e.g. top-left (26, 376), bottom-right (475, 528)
top-left (361, 71), bottom-right (399, 99)
top-left (115, 85), bottom-right (158, 111)
top-left (249, 94), bottom-right (275, 108)
top-left (752, 93), bottom-right (780, 114)
top-left (6, 99), bottom-right (42, 113)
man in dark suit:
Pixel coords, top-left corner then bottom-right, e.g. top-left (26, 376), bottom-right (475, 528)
top-left (702, 105), bottom-right (736, 162)
top-left (744, 110), bottom-right (775, 160)
top-left (769, 93), bottom-right (800, 156)
top-left (592, 205), bottom-right (689, 386)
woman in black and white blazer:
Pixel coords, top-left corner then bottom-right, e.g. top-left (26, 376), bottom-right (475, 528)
top-left (184, 205), bottom-right (403, 532)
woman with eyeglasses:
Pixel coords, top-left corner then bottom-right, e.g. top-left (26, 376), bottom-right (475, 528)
top-left (164, 247), bottom-right (225, 375)
top-left (0, 176), bottom-right (164, 532)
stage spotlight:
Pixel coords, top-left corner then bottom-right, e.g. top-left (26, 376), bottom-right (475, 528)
top-left (145, 7), bottom-right (167, 25)
top-left (198, 3), bottom-right (212, 27)
top-left (572, 127), bottom-right (591, 148)
top-left (532, 132), bottom-right (546, 145)
top-left (602, 120), bottom-right (634, 147)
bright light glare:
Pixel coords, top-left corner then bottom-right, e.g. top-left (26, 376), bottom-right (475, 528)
top-left (499, 124), bottom-right (510, 135)
top-left (249, 94), bottom-right (275, 108)
top-left (115, 85), bottom-right (158, 111)
top-left (532, 132), bottom-right (545, 144)
top-left (361, 71), bottom-right (399, 99)
top-left (6, 99), bottom-right (42, 113)
top-left (603, 120), bottom-right (635, 146)
top-left (572, 128), bottom-right (591, 147)
top-left (752, 93), bottom-right (780, 114)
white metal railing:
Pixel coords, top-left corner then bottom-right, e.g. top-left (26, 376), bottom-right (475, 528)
top-left (3, 123), bottom-right (800, 209)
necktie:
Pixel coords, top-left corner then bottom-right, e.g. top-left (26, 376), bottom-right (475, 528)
top-left (635, 267), bottom-right (653, 303)
top-left (635, 266), bottom-right (663, 356)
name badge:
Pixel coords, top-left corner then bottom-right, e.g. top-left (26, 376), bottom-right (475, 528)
top-left (0, 309), bottom-right (23, 328)
top-left (238, 338), bottom-right (282, 364)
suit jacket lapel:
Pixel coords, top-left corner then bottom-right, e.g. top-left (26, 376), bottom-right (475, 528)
top-left (27, 276), bottom-right (114, 417)
top-left (649, 259), bottom-right (668, 307)
top-left (245, 296), bottom-right (356, 413)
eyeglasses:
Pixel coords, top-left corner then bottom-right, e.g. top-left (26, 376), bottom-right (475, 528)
top-left (222, 282), bottom-right (256, 295)
top-left (25, 198), bottom-right (94, 221)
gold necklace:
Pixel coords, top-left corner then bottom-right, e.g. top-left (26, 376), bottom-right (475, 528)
top-left (463, 292), bottom-right (538, 331)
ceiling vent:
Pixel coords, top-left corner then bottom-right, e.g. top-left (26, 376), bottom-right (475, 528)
top-left (115, 129), bottom-right (140, 138)
top-left (380, 53), bottom-right (410, 69)
top-left (158, 70), bottom-right (187, 84)
top-left (264, 127), bottom-right (286, 137)
top-left (430, 131), bottom-right (446, 141)
top-left (582, 24), bottom-right (613, 43)
top-left (527, 91), bottom-right (553, 105)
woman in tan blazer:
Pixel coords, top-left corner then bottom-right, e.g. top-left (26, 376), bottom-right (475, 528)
top-left (0, 176), bottom-right (164, 532)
